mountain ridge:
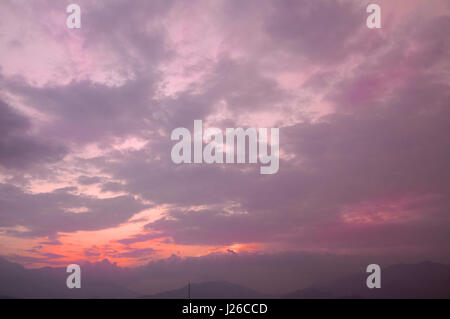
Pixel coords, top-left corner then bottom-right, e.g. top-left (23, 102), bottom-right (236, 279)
top-left (1, 256), bottom-right (450, 299)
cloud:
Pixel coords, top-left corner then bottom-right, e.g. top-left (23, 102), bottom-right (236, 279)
top-left (116, 232), bottom-right (165, 245)
top-left (6, 78), bottom-right (161, 145)
top-left (0, 99), bottom-right (66, 169)
top-left (101, 181), bottom-right (125, 193)
top-left (264, 0), bottom-right (366, 62)
top-left (77, 175), bottom-right (103, 185)
top-left (0, 183), bottom-right (148, 237)
top-left (145, 208), bottom-right (279, 246)
top-left (112, 247), bottom-right (156, 258)
top-left (104, 9), bottom-right (450, 257)
top-left (0, 0), bottom-right (449, 266)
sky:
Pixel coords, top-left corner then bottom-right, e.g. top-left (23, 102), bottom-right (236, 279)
top-left (0, 0), bottom-right (449, 270)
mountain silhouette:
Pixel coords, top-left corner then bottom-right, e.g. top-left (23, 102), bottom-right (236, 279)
top-left (283, 287), bottom-right (333, 299)
top-left (1, 256), bottom-right (450, 298)
top-left (0, 257), bottom-right (138, 298)
top-left (144, 281), bottom-right (271, 299)
top-left (306, 261), bottom-right (450, 299)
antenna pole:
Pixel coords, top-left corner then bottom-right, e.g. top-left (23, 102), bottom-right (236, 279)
top-left (188, 281), bottom-right (191, 299)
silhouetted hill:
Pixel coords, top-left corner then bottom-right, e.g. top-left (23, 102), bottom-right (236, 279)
top-left (310, 261), bottom-right (450, 299)
top-left (144, 281), bottom-right (270, 299)
top-left (2, 256), bottom-right (450, 299)
top-left (283, 287), bottom-right (333, 299)
top-left (0, 257), bottom-right (139, 298)
top-left (149, 262), bottom-right (450, 299)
